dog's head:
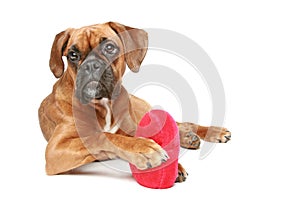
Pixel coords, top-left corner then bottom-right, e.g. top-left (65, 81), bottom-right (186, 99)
top-left (49, 22), bottom-right (148, 104)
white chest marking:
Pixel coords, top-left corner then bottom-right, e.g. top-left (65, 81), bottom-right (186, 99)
top-left (101, 99), bottom-right (111, 132)
top-left (99, 98), bottom-right (119, 134)
top-left (108, 124), bottom-right (119, 134)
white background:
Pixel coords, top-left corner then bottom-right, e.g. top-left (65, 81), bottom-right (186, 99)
top-left (1, 0), bottom-right (300, 199)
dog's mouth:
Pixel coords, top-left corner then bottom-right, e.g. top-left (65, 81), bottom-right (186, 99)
top-left (77, 80), bottom-right (112, 104)
top-left (82, 81), bottom-right (103, 101)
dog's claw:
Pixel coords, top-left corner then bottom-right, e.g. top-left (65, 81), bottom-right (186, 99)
top-left (146, 162), bottom-right (152, 169)
top-left (225, 135), bottom-right (231, 139)
top-left (192, 135), bottom-right (198, 142)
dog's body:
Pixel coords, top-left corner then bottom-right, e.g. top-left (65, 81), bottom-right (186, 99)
top-left (39, 22), bottom-right (230, 182)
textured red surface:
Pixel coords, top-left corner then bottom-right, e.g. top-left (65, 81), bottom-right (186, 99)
top-left (129, 110), bottom-right (180, 189)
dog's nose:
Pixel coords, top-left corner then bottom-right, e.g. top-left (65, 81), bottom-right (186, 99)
top-left (81, 60), bottom-right (102, 73)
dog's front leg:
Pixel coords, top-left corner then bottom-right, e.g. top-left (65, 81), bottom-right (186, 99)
top-left (88, 133), bottom-right (169, 170)
top-left (45, 124), bottom-right (168, 175)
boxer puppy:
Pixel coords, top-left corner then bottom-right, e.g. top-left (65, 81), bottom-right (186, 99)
top-left (38, 22), bottom-right (231, 182)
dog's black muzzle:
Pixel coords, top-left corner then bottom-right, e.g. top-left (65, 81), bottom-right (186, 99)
top-left (75, 54), bottom-right (115, 104)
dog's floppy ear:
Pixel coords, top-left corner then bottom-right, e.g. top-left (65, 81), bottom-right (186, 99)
top-left (108, 22), bottom-right (148, 73)
top-left (49, 29), bottom-right (73, 78)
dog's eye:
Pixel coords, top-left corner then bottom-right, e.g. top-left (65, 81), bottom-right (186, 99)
top-left (104, 43), bottom-right (118, 55)
top-left (68, 51), bottom-right (80, 62)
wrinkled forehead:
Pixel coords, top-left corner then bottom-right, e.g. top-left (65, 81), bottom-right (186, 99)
top-left (66, 24), bottom-right (121, 53)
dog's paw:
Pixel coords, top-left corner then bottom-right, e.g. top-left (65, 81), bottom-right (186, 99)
top-left (129, 138), bottom-right (169, 170)
top-left (180, 131), bottom-right (201, 149)
top-left (176, 163), bottom-right (188, 183)
top-left (204, 127), bottom-right (231, 143)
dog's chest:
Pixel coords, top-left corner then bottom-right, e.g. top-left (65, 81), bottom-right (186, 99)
top-left (99, 98), bottom-right (119, 134)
